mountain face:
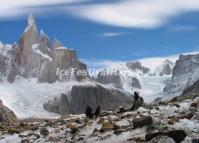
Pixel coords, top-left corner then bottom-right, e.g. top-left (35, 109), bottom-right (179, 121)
top-left (177, 80), bottom-right (199, 102)
top-left (164, 54), bottom-right (199, 96)
top-left (1, 14), bottom-right (87, 83)
top-left (0, 15), bottom-right (136, 118)
top-left (153, 59), bottom-right (174, 76)
top-left (96, 70), bottom-right (122, 88)
top-left (126, 61), bottom-right (150, 74)
top-left (44, 82), bottom-right (133, 115)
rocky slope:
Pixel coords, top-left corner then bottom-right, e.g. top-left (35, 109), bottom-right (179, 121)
top-left (164, 54), bottom-right (199, 96)
top-left (0, 100), bottom-right (18, 127)
top-left (0, 96), bottom-right (198, 143)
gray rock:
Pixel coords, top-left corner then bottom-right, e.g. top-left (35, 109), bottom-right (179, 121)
top-left (133, 116), bottom-right (153, 128)
top-left (0, 100), bottom-right (18, 126)
top-left (126, 61), bottom-right (149, 74)
top-left (150, 136), bottom-right (175, 143)
top-left (154, 60), bottom-right (174, 76)
top-left (96, 70), bottom-right (122, 88)
top-left (175, 80), bottom-right (199, 102)
top-left (70, 84), bottom-right (133, 114)
top-left (43, 94), bottom-right (70, 115)
top-left (39, 127), bottom-right (49, 136)
top-left (131, 77), bottom-right (141, 89)
top-left (146, 130), bottom-right (186, 143)
top-left (0, 54), bottom-right (6, 79)
top-left (44, 82), bottom-right (133, 115)
top-left (164, 54), bottom-right (199, 95)
top-left (7, 43), bottom-right (21, 83)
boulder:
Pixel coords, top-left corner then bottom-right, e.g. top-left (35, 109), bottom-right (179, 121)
top-left (43, 94), bottom-right (70, 115)
top-left (133, 116), bottom-right (153, 128)
top-left (39, 127), bottom-right (49, 136)
top-left (70, 83), bottom-right (133, 114)
top-left (43, 82), bottom-right (133, 115)
top-left (100, 122), bottom-right (118, 132)
top-left (145, 130), bottom-right (186, 143)
top-left (0, 100), bottom-right (18, 126)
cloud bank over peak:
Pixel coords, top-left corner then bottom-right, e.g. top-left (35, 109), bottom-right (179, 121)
top-left (0, 0), bottom-right (86, 19)
top-left (1, 0), bottom-right (199, 29)
top-left (68, 0), bottom-right (199, 28)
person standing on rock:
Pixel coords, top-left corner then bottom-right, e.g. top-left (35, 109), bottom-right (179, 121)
top-left (85, 105), bottom-right (93, 118)
top-left (94, 105), bottom-right (101, 118)
top-left (130, 92), bottom-right (143, 111)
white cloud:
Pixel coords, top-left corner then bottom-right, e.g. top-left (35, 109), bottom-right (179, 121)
top-left (1, 0), bottom-right (199, 29)
top-left (99, 32), bottom-right (133, 37)
top-left (100, 32), bottom-right (123, 37)
top-left (68, 0), bottom-right (199, 28)
top-left (169, 25), bottom-right (198, 32)
top-left (0, 0), bottom-right (86, 18)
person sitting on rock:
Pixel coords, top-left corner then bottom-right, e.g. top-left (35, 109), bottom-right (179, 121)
top-left (130, 92), bottom-right (143, 111)
top-left (85, 105), bottom-right (93, 118)
top-left (94, 105), bottom-right (101, 118)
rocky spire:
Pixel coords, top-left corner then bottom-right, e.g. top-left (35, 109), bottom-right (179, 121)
top-left (28, 14), bottom-right (36, 27)
top-left (19, 14), bottom-right (38, 65)
top-left (24, 14), bottom-right (37, 33)
top-left (53, 38), bottom-right (62, 49)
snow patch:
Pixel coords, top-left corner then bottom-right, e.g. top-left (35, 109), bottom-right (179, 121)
top-left (32, 44), bottom-right (52, 61)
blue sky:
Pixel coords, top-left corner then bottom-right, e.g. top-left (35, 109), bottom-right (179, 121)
top-left (0, 0), bottom-right (199, 61)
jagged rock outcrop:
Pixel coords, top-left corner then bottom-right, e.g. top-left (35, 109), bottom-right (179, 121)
top-left (0, 54), bottom-right (6, 79)
top-left (96, 70), bottom-right (122, 88)
top-left (70, 84), bottom-right (133, 114)
top-left (164, 54), bottom-right (199, 95)
top-left (43, 82), bottom-right (133, 115)
top-left (126, 61), bottom-right (149, 74)
top-left (39, 47), bottom-right (88, 82)
top-left (53, 38), bottom-right (62, 49)
top-left (131, 77), bottom-right (141, 89)
top-left (2, 15), bottom-right (88, 83)
top-left (0, 100), bottom-right (18, 126)
top-left (176, 80), bottom-right (199, 102)
top-left (43, 94), bottom-right (70, 115)
top-left (19, 14), bottom-right (38, 66)
top-left (0, 43), bottom-right (12, 81)
top-left (154, 60), bottom-right (174, 76)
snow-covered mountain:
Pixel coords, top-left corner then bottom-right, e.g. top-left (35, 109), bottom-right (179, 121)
top-left (93, 59), bottom-right (176, 103)
top-left (1, 14), bottom-right (199, 119)
top-left (0, 15), bottom-right (133, 118)
top-left (164, 53), bottom-right (199, 96)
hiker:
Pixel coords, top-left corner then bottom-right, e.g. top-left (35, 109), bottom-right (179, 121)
top-left (85, 105), bottom-right (93, 118)
top-left (130, 92), bottom-right (143, 111)
top-left (94, 105), bottom-right (101, 117)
